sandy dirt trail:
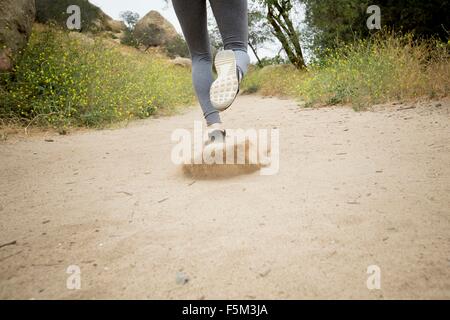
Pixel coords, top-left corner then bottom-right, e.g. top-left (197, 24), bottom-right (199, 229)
top-left (0, 95), bottom-right (449, 299)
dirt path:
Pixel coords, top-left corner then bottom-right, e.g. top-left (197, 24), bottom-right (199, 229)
top-left (1, 96), bottom-right (449, 299)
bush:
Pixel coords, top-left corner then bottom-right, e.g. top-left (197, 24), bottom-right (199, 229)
top-left (0, 25), bottom-right (194, 128)
top-left (242, 32), bottom-right (450, 109)
top-left (300, 33), bottom-right (449, 108)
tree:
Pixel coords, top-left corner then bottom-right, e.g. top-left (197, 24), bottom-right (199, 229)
top-left (119, 11), bottom-right (140, 48)
top-left (259, 0), bottom-right (306, 69)
top-left (120, 11), bottom-right (139, 30)
top-left (303, 0), bottom-right (370, 57)
top-left (375, 0), bottom-right (450, 41)
top-left (165, 35), bottom-right (190, 58)
top-left (36, 0), bottom-right (104, 32)
top-left (303, 0), bottom-right (450, 58)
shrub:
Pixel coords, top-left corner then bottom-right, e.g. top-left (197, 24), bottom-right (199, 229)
top-left (299, 33), bottom-right (449, 108)
top-left (242, 32), bottom-right (449, 108)
top-left (121, 29), bottom-right (140, 48)
top-left (0, 25), bottom-right (194, 128)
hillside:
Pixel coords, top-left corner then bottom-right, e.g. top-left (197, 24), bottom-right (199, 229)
top-left (134, 10), bottom-right (179, 47)
top-left (0, 24), bottom-right (194, 129)
top-left (35, 0), bottom-right (125, 34)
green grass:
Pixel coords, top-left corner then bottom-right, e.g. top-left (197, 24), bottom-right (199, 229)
top-left (242, 33), bottom-right (449, 109)
top-left (0, 25), bottom-right (194, 128)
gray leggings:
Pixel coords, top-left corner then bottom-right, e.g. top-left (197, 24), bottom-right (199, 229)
top-left (172, 0), bottom-right (250, 125)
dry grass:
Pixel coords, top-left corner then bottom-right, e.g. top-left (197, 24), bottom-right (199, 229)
top-left (242, 64), bottom-right (305, 97)
top-left (242, 33), bottom-right (450, 109)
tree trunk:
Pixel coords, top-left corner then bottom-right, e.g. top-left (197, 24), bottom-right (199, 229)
top-left (248, 42), bottom-right (263, 67)
top-left (266, 0), bottom-right (306, 69)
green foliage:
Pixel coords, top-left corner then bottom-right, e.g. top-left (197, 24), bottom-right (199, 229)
top-left (119, 11), bottom-right (140, 30)
top-left (299, 34), bottom-right (449, 108)
top-left (0, 26), bottom-right (194, 128)
top-left (375, 0), bottom-right (450, 41)
top-left (119, 11), bottom-right (140, 48)
top-left (303, 0), bottom-right (450, 59)
top-left (303, 0), bottom-right (370, 57)
top-left (240, 66), bottom-right (263, 94)
top-left (248, 5), bottom-right (274, 66)
top-left (121, 29), bottom-right (140, 48)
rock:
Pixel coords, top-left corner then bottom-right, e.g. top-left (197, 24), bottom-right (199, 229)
top-left (171, 57), bottom-right (192, 68)
top-left (134, 11), bottom-right (179, 47)
top-left (176, 271), bottom-right (190, 285)
top-left (258, 268), bottom-right (271, 278)
top-left (0, 0), bottom-right (36, 71)
top-left (92, 9), bottom-right (126, 34)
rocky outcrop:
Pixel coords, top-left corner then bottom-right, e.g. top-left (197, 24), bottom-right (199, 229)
top-left (35, 0), bottom-right (125, 34)
top-left (134, 11), bottom-right (178, 48)
top-left (171, 57), bottom-right (192, 68)
top-left (0, 0), bottom-right (36, 71)
top-left (104, 18), bottom-right (126, 34)
top-left (90, 7), bottom-right (126, 34)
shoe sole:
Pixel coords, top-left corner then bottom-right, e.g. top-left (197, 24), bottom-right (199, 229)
top-left (210, 50), bottom-right (239, 112)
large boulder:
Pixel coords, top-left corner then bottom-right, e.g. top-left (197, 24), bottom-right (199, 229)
top-left (104, 18), bottom-right (126, 34)
top-left (0, 0), bottom-right (36, 71)
top-left (134, 10), bottom-right (178, 48)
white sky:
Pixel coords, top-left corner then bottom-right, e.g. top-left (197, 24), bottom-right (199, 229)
top-left (88, 0), bottom-right (282, 61)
